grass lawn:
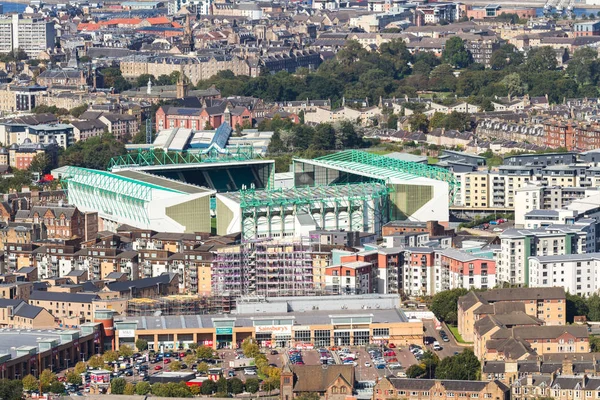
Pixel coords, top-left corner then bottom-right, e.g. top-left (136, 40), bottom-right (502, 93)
top-left (366, 148), bottom-right (392, 155)
top-left (448, 325), bottom-right (470, 344)
top-left (428, 156), bottom-right (439, 164)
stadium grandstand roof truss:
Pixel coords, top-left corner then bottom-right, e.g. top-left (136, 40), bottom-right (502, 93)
top-left (311, 150), bottom-right (460, 198)
top-left (108, 145), bottom-right (258, 171)
top-left (62, 166), bottom-right (183, 225)
top-left (235, 182), bottom-right (391, 240)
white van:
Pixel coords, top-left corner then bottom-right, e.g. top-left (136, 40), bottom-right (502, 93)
top-left (433, 341), bottom-right (442, 351)
top-left (244, 368), bottom-right (257, 375)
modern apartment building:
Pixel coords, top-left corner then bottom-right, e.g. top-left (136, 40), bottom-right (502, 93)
top-left (0, 14), bottom-right (56, 58)
top-left (529, 253), bottom-right (600, 297)
top-left (497, 223), bottom-right (595, 286)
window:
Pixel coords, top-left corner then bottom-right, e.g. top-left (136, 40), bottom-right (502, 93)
top-left (373, 328), bottom-right (389, 337)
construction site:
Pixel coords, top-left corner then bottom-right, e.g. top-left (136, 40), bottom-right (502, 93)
top-left (212, 239), bottom-right (328, 298)
top-left (126, 294), bottom-right (237, 316)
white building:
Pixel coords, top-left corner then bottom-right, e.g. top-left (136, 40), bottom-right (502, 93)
top-left (498, 222), bottom-right (596, 286)
top-left (0, 14), bottom-right (56, 58)
top-left (529, 253), bottom-right (600, 297)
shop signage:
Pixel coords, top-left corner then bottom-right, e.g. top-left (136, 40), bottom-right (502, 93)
top-left (216, 327), bottom-right (233, 335)
top-left (255, 325), bottom-right (292, 334)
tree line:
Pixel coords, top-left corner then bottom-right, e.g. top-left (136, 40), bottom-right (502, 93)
top-left (406, 349), bottom-right (480, 380)
top-left (185, 40), bottom-right (600, 108)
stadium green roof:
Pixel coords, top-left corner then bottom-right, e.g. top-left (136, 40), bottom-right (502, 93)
top-left (63, 166), bottom-right (184, 203)
top-left (297, 150), bottom-right (459, 189)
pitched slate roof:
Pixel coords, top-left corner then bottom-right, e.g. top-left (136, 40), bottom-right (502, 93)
top-left (291, 365), bottom-right (354, 392)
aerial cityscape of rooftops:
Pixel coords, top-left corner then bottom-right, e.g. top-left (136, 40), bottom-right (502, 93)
top-left (4, 0), bottom-right (600, 397)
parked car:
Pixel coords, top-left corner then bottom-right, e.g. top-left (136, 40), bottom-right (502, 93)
top-left (154, 365), bottom-right (163, 370)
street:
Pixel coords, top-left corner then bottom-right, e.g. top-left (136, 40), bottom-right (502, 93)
top-left (422, 320), bottom-right (470, 359)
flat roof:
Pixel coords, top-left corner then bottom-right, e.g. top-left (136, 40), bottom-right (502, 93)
top-left (120, 308), bottom-right (409, 330)
top-left (113, 170), bottom-right (212, 194)
top-left (0, 328), bottom-right (62, 357)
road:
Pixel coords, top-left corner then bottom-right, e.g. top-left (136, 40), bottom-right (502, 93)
top-left (422, 320), bottom-right (468, 359)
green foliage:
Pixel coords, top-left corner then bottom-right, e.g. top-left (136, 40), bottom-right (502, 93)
top-left (70, 104), bottom-right (88, 118)
top-left (494, 12), bottom-right (527, 24)
top-left (103, 350), bottom-right (119, 363)
top-left (242, 338), bottom-right (261, 358)
top-left (136, 74), bottom-right (156, 87)
top-left (39, 369), bottom-right (57, 391)
top-left (406, 364), bottom-right (426, 378)
top-left (408, 113), bottom-right (429, 132)
top-left (87, 354), bottom-right (104, 369)
top-left (135, 381), bottom-right (151, 395)
top-left (29, 153), bottom-right (51, 175)
top-left (566, 292), bottom-right (596, 323)
top-left (59, 133), bottom-right (126, 170)
top-left (245, 378), bottom-right (260, 393)
top-left (66, 371), bottom-right (82, 385)
top-left (74, 361), bottom-right (87, 375)
top-left (199, 379), bottom-right (216, 395)
top-left (136, 338), bottom-right (148, 351)
top-left (590, 335), bottom-right (600, 352)
top-left (458, 212), bottom-right (514, 229)
top-left (443, 37), bottom-right (473, 68)
top-left (230, 377), bottom-right (244, 394)
top-left (195, 344), bottom-right (214, 359)
top-left (525, 47), bottom-right (557, 73)
top-left (435, 349), bottom-right (480, 380)
top-left (119, 344), bottom-right (133, 357)
top-left (101, 67), bottom-right (131, 92)
top-left (490, 44), bottom-right (524, 70)
top-left (111, 377), bottom-right (127, 395)
top-left (0, 379), bottom-right (23, 400)
top-left (169, 361), bottom-right (182, 371)
top-left (124, 382), bottom-right (135, 395)
top-left (22, 375), bottom-right (39, 392)
top-left (429, 111), bottom-right (472, 131)
top-left (430, 288), bottom-right (469, 324)
top-left (48, 381), bottom-right (65, 394)
top-left (32, 105), bottom-right (69, 115)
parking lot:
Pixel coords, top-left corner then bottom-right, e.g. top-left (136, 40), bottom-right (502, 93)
top-left (422, 320), bottom-right (467, 359)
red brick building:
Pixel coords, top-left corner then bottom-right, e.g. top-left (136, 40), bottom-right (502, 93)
top-left (155, 104), bottom-right (253, 132)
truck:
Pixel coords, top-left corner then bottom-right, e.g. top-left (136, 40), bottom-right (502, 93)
top-left (229, 358), bottom-right (255, 369)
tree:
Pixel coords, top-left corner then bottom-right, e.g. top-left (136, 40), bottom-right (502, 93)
top-left (169, 361), bottom-right (182, 371)
top-left (135, 381), bottom-right (151, 395)
top-left (312, 123), bottom-right (336, 150)
top-left (200, 379), bottom-right (216, 395)
top-left (525, 46), bottom-right (558, 73)
top-left (429, 64), bottom-right (457, 91)
top-left (430, 288), bottom-right (469, 325)
top-left (245, 378), bottom-right (260, 393)
top-left (241, 338), bottom-right (261, 358)
top-left (490, 44), bottom-right (524, 70)
top-left (101, 67), bottom-right (131, 92)
top-left (204, 121), bottom-right (214, 130)
top-left (500, 73), bottom-right (526, 96)
top-left (267, 130), bottom-right (287, 153)
top-left (590, 335), bottom-right (600, 352)
top-left (74, 361), bottom-right (87, 375)
top-left (230, 377), bottom-right (244, 394)
top-left (28, 153), bottom-right (51, 175)
top-left (566, 292), bottom-right (589, 323)
top-left (406, 364), bottom-right (426, 378)
top-left (136, 339), bottom-right (148, 351)
top-left (435, 349), bottom-right (480, 380)
top-left (443, 37), bottom-right (473, 68)
top-left (111, 377), bottom-right (127, 395)
top-left (408, 113), bottom-right (429, 132)
top-left (124, 382), bottom-right (136, 395)
top-left (103, 350), bottom-right (119, 363)
top-left (39, 369), bottom-right (57, 391)
top-left (184, 354), bottom-right (196, 366)
top-left (70, 104), bottom-right (88, 118)
top-left (588, 294), bottom-right (600, 321)
top-left (136, 74), bottom-right (156, 88)
top-left (0, 379), bottom-right (23, 400)
top-left (66, 371), bottom-right (82, 385)
top-left (216, 377), bottom-right (229, 394)
top-left (188, 343), bottom-right (198, 351)
top-left (59, 133), bottom-right (127, 170)
top-left (48, 381), bottom-right (65, 394)
top-left (566, 47), bottom-right (599, 85)
top-left (195, 345), bottom-right (214, 359)
top-left (22, 375), bottom-right (39, 392)
top-left (119, 344), bottom-right (133, 358)
top-left (196, 362), bottom-right (209, 373)
top-left (88, 354), bottom-right (104, 369)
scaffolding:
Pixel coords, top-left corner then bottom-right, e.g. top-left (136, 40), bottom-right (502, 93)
top-left (107, 145), bottom-right (258, 171)
top-left (212, 239), bottom-right (323, 299)
top-left (126, 294), bottom-right (237, 316)
top-left (219, 182), bottom-right (391, 240)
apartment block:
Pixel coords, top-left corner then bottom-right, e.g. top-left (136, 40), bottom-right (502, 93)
top-left (529, 253), bottom-right (600, 297)
top-left (458, 287), bottom-right (566, 343)
top-left (0, 14), bottom-right (56, 58)
top-left (324, 261), bottom-right (375, 295)
top-left (497, 224), bottom-right (594, 286)
top-left (0, 298), bottom-right (54, 328)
